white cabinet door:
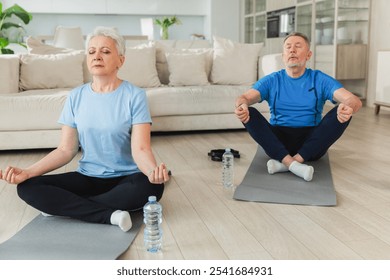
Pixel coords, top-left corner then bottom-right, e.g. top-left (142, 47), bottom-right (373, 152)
top-left (266, 0), bottom-right (295, 11)
top-left (375, 51), bottom-right (390, 104)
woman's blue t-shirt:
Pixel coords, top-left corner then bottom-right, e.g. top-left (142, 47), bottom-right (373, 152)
top-left (58, 81), bottom-right (152, 178)
top-left (252, 69), bottom-right (342, 127)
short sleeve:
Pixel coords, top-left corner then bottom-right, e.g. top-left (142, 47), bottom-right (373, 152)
top-left (130, 87), bottom-right (152, 125)
top-left (316, 71), bottom-right (343, 102)
top-left (58, 90), bottom-right (77, 128)
top-left (252, 71), bottom-right (280, 102)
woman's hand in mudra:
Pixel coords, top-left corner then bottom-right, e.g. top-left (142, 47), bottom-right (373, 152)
top-left (0, 166), bottom-right (29, 185)
top-left (148, 163), bottom-right (170, 184)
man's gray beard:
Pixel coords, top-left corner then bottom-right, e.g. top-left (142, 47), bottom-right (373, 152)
top-left (286, 62), bottom-right (301, 68)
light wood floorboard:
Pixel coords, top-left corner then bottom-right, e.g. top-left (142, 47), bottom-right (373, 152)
top-left (1, 106), bottom-right (390, 259)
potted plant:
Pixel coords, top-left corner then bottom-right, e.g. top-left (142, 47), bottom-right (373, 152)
top-left (154, 15), bottom-right (181, 40)
top-left (0, 2), bottom-right (32, 54)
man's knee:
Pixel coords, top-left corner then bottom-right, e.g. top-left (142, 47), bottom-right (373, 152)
top-left (248, 106), bottom-right (259, 115)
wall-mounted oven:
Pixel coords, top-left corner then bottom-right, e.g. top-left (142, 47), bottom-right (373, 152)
top-left (267, 7), bottom-right (296, 38)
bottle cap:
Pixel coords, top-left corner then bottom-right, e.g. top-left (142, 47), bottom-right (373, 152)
top-left (148, 196), bottom-right (157, 202)
top-left (225, 148), bottom-right (231, 152)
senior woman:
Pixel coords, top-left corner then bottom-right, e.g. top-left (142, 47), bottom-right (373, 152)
top-left (0, 26), bottom-right (169, 232)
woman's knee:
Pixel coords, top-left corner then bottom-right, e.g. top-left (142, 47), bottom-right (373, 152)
top-left (16, 178), bottom-right (37, 203)
top-left (138, 174), bottom-right (164, 202)
top-left (113, 173), bottom-right (165, 211)
top-left (155, 183), bottom-right (164, 201)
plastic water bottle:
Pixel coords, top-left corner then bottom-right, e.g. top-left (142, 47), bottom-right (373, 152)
top-left (222, 148), bottom-right (234, 189)
top-left (143, 196), bottom-right (163, 253)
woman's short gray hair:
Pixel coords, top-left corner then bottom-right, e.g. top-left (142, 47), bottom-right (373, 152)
top-left (85, 26), bottom-right (126, 56)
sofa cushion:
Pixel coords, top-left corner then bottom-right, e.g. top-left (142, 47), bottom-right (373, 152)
top-left (261, 53), bottom-right (284, 77)
top-left (155, 41), bottom-right (213, 85)
top-left (166, 52), bottom-right (209, 86)
top-left (118, 42), bottom-right (161, 88)
top-left (26, 36), bottom-right (72, 54)
top-left (0, 54), bottom-right (20, 94)
top-left (19, 52), bottom-right (85, 90)
top-left (211, 36), bottom-right (263, 85)
top-left (0, 89), bottom-right (69, 130)
top-left (146, 85), bottom-right (269, 117)
top-left (26, 36), bottom-right (91, 83)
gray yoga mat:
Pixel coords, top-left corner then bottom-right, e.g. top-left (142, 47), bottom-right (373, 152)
top-left (234, 146), bottom-right (336, 206)
top-left (0, 211), bottom-right (143, 260)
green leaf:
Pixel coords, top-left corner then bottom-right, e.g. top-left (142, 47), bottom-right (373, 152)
top-left (0, 37), bottom-right (9, 48)
top-left (3, 4), bottom-right (32, 25)
top-left (154, 16), bottom-right (181, 28)
top-left (2, 22), bottom-right (24, 30)
top-left (1, 48), bottom-right (14, 54)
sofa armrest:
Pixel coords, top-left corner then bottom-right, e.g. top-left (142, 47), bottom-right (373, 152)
top-left (258, 53), bottom-right (283, 78)
top-left (0, 54), bottom-right (20, 94)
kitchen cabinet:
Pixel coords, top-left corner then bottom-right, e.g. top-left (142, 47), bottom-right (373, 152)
top-left (336, 44), bottom-right (367, 79)
top-left (296, 1), bottom-right (313, 43)
top-left (314, 0), bottom-right (370, 98)
top-left (266, 0), bottom-right (295, 11)
top-left (243, 0), bottom-right (266, 43)
top-left (291, 0), bottom-right (370, 98)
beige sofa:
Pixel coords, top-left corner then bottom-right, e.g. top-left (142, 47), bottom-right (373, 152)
top-left (0, 37), bottom-right (282, 150)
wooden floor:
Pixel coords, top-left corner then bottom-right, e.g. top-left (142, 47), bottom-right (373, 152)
top-left (1, 106), bottom-right (390, 260)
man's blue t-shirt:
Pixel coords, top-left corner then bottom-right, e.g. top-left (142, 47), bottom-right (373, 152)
top-left (58, 81), bottom-right (152, 178)
top-left (252, 69), bottom-right (342, 127)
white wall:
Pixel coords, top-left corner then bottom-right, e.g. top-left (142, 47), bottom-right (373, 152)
top-left (24, 14), bottom-right (205, 41)
top-left (207, 0), bottom-right (240, 41)
top-left (366, 0), bottom-right (390, 107)
top-left (2, 0), bottom-right (240, 42)
top-left (2, 0), bottom-right (209, 15)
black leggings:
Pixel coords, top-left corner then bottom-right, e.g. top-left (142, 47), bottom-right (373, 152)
top-left (17, 172), bottom-right (164, 225)
top-left (244, 105), bottom-right (351, 162)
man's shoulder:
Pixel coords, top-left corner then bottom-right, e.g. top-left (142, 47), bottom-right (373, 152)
top-left (262, 69), bottom-right (285, 81)
top-left (307, 68), bottom-right (334, 79)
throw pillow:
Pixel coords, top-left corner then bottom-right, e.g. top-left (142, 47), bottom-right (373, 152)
top-left (155, 42), bottom-right (174, 85)
top-left (118, 42), bottom-right (161, 88)
top-left (155, 41), bottom-right (213, 85)
top-left (26, 36), bottom-right (91, 83)
top-left (166, 52), bottom-right (209, 86)
top-left (26, 36), bottom-right (71, 54)
top-left (19, 52), bottom-right (85, 90)
top-left (0, 55), bottom-right (19, 94)
top-left (210, 36), bottom-right (263, 85)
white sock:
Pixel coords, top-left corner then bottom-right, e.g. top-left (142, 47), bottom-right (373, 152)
top-left (41, 212), bottom-right (53, 217)
top-left (289, 161), bottom-right (314, 182)
top-left (267, 159), bottom-right (289, 174)
top-left (110, 210), bottom-right (132, 232)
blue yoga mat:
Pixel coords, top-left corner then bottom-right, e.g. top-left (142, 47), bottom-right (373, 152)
top-left (234, 146), bottom-right (337, 206)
